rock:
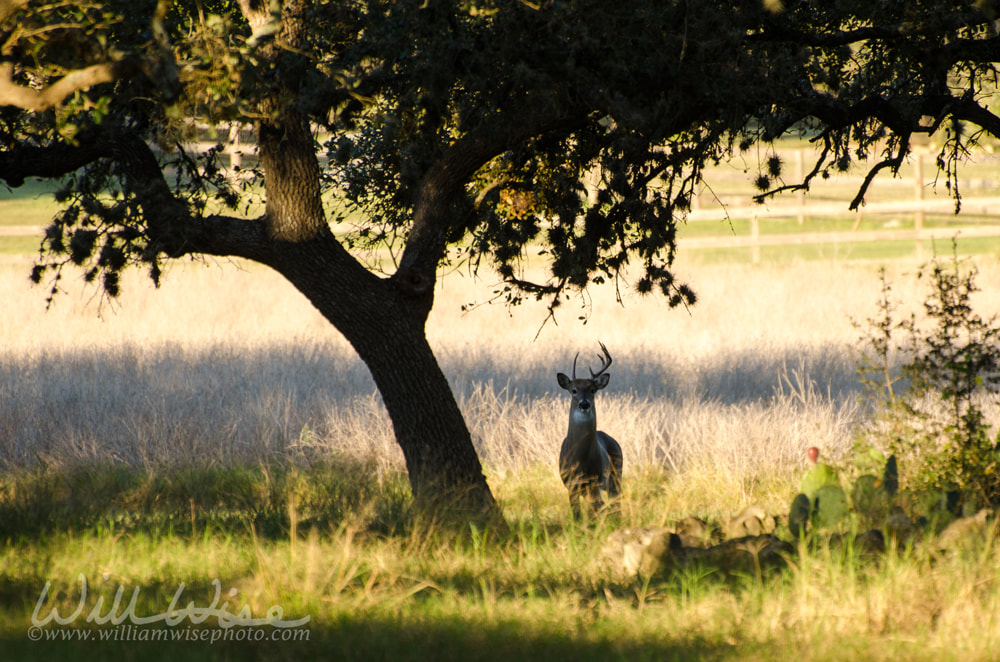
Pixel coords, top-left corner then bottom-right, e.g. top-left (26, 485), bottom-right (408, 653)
top-left (687, 534), bottom-right (794, 575)
top-left (724, 504), bottom-right (774, 539)
top-left (600, 527), bottom-right (684, 577)
top-left (672, 516), bottom-right (719, 547)
top-left (602, 525), bottom-right (796, 579)
top-left (936, 508), bottom-right (993, 552)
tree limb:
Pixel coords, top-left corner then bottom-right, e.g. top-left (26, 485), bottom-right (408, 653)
top-left (947, 97), bottom-right (1000, 139)
top-left (850, 141), bottom-right (908, 211)
top-left (0, 126), bottom-right (111, 185)
top-left (394, 107), bottom-right (588, 299)
top-left (0, 128), bottom-right (271, 261)
top-left (0, 0), bottom-right (180, 111)
top-left (755, 9), bottom-right (991, 48)
top-left (0, 58), bottom-right (144, 112)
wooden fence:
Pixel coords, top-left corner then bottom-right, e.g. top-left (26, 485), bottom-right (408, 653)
top-left (679, 150), bottom-right (1000, 260)
top-left (4, 139), bottom-right (1000, 262)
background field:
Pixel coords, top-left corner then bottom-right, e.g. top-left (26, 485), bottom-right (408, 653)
top-left (3, 163), bottom-right (1000, 659)
top-left (2, 255), bottom-right (925, 489)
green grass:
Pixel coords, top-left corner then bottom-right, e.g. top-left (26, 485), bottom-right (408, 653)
top-left (2, 462), bottom-right (999, 661)
top-left (0, 179), bottom-right (62, 226)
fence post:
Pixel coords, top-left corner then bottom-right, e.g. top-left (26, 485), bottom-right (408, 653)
top-left (914, 154), bottom-right (925, 259)
top-left (228, 123), bottom-right (242, 174)
top-left (795, 149), bottom-right (806, 225)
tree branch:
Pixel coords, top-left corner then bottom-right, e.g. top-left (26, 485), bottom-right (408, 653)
top-left (0, 59), bottom-right (143, 112)
top-left (755, 9), bottom-right (991, 48)
top-left (0, 0), bottom-right (180, 111)
top-left (0, 128), bottom-right (272, 262)
top-left (0, 126), bottom-right (111, 185)
top-left (849, 140), bottom-right (909, 211)
top-left (948, 97), bottom-right (1000, 140)
top-left (393, 108), bottom-right (588, 299)
top-left (102, 130), bottom-right (274, 261)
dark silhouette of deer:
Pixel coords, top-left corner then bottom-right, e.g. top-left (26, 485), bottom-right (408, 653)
top-left (557, 342), bottom-right (623, 517)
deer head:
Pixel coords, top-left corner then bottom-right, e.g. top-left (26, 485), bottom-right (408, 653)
top-left (557, 342), bottom-right (613, 419)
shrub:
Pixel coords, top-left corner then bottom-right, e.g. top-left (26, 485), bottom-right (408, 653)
top-left (853, 246), bottom-right (1000, 507)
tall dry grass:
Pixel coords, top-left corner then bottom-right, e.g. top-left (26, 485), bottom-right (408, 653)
top-left (3, 254), bottom-right (999, 510)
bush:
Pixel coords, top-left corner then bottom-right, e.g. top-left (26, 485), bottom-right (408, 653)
top-left (853, 246), bottom-right (1000, 507)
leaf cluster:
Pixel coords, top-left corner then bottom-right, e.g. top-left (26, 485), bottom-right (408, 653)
top-left (3, 0), bottom-right (1000, 312)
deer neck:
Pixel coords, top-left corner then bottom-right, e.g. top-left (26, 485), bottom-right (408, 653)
top-left (566, 406), bottom-right (599, 455)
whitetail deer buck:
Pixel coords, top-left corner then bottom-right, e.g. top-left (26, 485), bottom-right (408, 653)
top-left (557, 342), bottom-right (623, 517)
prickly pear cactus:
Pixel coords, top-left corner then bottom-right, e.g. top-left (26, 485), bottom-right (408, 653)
top-left (812, 484), bottom-right (849, 529)
top-left (883, 454), bottom-right (898, 498)
top-left (789, 493), bottom-right (811, 538)
top-left (789, 451), bottom-right (910, 538)
top-left (800, 459), bottom-right (839, 498)
top-left (850, 474), bottom-right (885, 518)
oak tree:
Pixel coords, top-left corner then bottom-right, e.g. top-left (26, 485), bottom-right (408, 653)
top-left (2, 0), bottom-right (999, 522)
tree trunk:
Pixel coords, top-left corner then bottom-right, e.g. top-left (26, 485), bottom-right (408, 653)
top-left (265, 237), bottom-right (501, 525)
top-left (233, 0), bottom-right (501, 526)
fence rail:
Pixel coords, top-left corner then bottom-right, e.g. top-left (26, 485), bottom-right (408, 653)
top-left (4, 138), bottom-right (1000, 262)
top-left (679, 150), bottom-right (1000, 259)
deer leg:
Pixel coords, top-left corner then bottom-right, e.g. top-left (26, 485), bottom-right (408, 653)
top-left (586, 482), bottom-right (603, 512)
top-left (568, 488), bottom-right (583, 520)
top-left (604, 437), bottom-right (623, 499)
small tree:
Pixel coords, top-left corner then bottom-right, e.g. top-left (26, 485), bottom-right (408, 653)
top-left (854, 247), bottom-right (1000, 506)
top-left (3, 1), bottom-right (1000, 523)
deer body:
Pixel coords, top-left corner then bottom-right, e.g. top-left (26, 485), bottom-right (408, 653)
top-left (557, 343), bottom-right (623, 516)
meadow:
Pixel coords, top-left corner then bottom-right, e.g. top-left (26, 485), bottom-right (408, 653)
top-left (4, 151), bottom-right (1000, 660)
top-left (3, 239), bottom-right (1000, 660)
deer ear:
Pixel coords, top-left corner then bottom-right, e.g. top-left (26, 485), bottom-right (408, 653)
top-left (557, 373), bottom-right (571, 390)
top-left (595, 373), bottom-right (610, 389)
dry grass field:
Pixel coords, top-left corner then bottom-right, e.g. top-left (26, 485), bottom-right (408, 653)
top-left (1, 256), bottom-right (904, 477)
top-left (4, 252), bottom-right (1000, 502)
top-left (4, 245), bottom-right (1000, 661)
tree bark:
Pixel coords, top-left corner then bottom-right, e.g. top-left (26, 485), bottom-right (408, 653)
top-left (265, 238), bottom-right (500, 522)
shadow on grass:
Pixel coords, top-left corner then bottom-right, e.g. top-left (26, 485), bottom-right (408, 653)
top-left (1, 613), bottom-right (746, 662)
top-left (0, 461), bottom-right (413, 541)
top-left (0, 342), bottom-right (860, 462)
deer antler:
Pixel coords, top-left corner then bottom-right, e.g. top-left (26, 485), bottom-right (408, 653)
top-left (589, 341), bottom-right (613, 379)
top-left (571, 352), bottom-right (580, 380)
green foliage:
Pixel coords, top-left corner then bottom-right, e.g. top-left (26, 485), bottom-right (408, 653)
top-left (5, 1), bottom-right (999, 312)
top-left (788, 492), bottom-right (811, 538)
top-left (789, 453), bottom-right (901, 537)
top-left (850, 475), bottom-right (888, 525)
top-left (853, 247), bottom-right (1000, 506)
top-left (812, 484), bottom-right (849, 529)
